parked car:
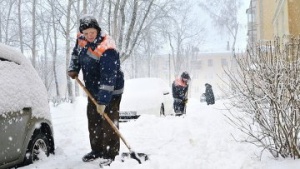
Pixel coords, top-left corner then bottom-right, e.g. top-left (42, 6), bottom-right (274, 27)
top-left (0, 43), bottom-right (55, 169)
top-left (120, 78), bottom-right (174, 120)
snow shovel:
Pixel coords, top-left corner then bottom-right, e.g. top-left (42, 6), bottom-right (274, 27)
top-left (75, 77), bottom-right (149, 164)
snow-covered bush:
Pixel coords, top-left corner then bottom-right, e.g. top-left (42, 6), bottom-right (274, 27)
top-left (224, 36), bottom-right (300, 159)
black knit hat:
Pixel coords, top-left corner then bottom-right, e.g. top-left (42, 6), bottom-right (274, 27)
top-left (79, 14), bottom-right (101, 33)
top-left (181, 71), bottom-right (191, 81)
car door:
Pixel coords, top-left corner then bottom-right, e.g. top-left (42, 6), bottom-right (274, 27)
top-left (0, 108), bottom-right (31, 164)
top-left (158, 79), bottom-right (173, 115)
top-left (0, 56), bottom-right (32, 165)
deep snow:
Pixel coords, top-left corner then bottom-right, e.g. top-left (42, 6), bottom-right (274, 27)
top-left (19, 97), bottom-right (300, 169)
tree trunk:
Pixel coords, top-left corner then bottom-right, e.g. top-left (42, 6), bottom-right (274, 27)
top-left (66, 0), bottom-right (74, 102)
top-left (82, 0), bottom-right (87, 14)
top-left (31, 0), bottom-right (36, 68)
top-left (107, 0), bottom-right (112, 34)
top-left (18, 0), bottom-right (24, 53)
top-left (50, 0), bottom-right (60, 98)
top-left (112, 0), bottom-right (120, 40)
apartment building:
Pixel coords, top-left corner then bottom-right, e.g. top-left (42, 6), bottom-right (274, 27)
top-left (246, 0), bottom-right (275, 47)
top-left (273, 0), bottom-right (300, 40)
top-left (247, 0), bottom-right (300, 45)
top-left (122, 51), bottom-right (235, 100)
top-left (188, 52), bottom-right (234, 99)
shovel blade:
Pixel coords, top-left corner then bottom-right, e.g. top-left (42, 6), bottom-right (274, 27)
top-left (121, 152), bottom-right (149, 164)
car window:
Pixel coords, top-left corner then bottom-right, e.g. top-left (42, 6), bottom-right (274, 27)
top-left (0, 59), bottom-right (31, 114)
top-left (0, 57), bottom-right (20, 65)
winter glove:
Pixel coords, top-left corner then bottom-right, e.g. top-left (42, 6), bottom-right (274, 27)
top-left (183, 99), bottom-right (188, 104)
top-left (67, 71), bottom-right (78, 79)
top-left (96, 104), bottom-right (106, 115)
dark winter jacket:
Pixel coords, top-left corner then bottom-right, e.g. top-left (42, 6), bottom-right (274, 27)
top-left (68, 32), bottom-right (124, 105)
top-left (204, 83), bottom-right (215, 105)
top-left (172, 78), bottom-right (189, 102)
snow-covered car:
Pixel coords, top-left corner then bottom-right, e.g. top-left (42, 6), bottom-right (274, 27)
top-left (0, 43), bottom-right (55, 169)
top-left (120, 78), bottom-right (174, 120)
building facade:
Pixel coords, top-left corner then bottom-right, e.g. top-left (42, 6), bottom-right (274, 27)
top-left (188, 52), bottom-right (233, 99)
top-left (273, 0), bottom-right (300, 41)
top-left (122, 50), bottom-right (235, 100)
top-left (247, 0), bottom-right (300, 45)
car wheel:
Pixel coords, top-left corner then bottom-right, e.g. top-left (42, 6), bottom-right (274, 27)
top-left (23, 131), bottom-right (50, 165)
top-left (160, 104), bottom-right (165, 116)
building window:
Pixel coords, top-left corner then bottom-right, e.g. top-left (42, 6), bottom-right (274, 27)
top-left (208, 59), bottom-right (213, 67)
top-left (192, 60), bottom-right (201, 70)
top-left (221, 58), bottom-right (228, 66)
top-left (197, 60), bottom-right (202, 69)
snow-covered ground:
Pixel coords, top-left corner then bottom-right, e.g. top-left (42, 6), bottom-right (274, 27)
top-left (19, 97), bottom-right (300, 169)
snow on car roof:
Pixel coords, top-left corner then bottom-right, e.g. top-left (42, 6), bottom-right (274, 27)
top-left (0, 43), bottom-right (23, 64)
top-left (0, 43), bottom-right (50, 120)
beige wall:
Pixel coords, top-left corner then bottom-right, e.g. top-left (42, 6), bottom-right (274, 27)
top-left (257, 0), bottom-right (275, 41)
top-left (189, 52), bottom-right (233, 99)
top-left (248, 0), bottom-right (299, 46)
top-left (273, 0), bottom-right (289, 37)
top-left (288, 1), bottom-right (300, 35)
top-left (147, 52), bottom-right (234, 100)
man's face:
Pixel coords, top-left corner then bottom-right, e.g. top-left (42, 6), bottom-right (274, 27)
top-left (182, 78), bottom-right (189, 85)
top-left (82, 28), bottom-right (98, 42)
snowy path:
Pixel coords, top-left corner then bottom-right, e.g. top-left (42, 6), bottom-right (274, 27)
top-left (19, 97), bottom-right (300, 169)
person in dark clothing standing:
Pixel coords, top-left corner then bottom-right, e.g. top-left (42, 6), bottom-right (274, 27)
top-left (204, 83), bottom-right (215, 105)
top-left (67, 14), bottom-right (124, 167)
top-left (172, 71), bottom-right (191, 116)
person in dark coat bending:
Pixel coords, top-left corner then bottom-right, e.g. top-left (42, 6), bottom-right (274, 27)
top-left (204, 83), bottom-right (215, 105)
top-left (172, 71), bottom-right (191, 116)
top-left (67, 14), bottom-right (124, 167)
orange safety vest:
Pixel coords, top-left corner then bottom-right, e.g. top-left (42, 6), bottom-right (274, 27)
top-left (175, 78), bottom-right (187, 87)
top-left (77, 33), bottom-right (116, 58)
